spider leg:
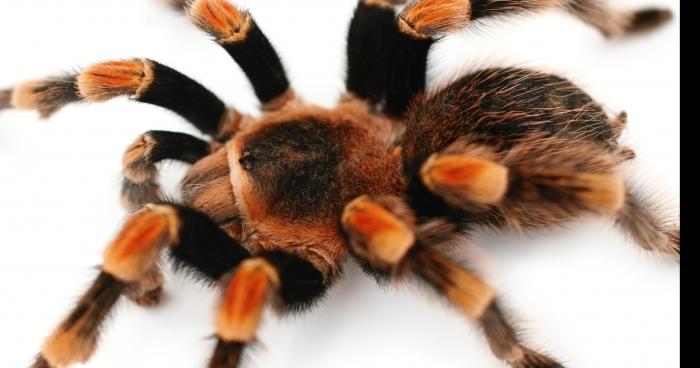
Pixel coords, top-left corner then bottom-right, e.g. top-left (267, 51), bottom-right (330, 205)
top-left (384, 21), bottom-right (433, 118)
top-left (79, 59), bottom-right (230, 136)
top-left (121, 130), bottom-right (212, 209)
top-left (341, 196), bottom-right (564, 368)
top-left (416, 142), bottom-right (679, 256)
top-left (419, 148), bottom-right (625, 217)
top-left (161, 0), bottom-right (188, 11)
top-left (123, 263), bottom-right (166, 307)
top-left (4, 59), bottom-right (241, 138)
top-left (616, 185), bottom-right (680, 256)
top-left (412, 249), bottom-right (564, 368)
top-left (400, 0), bottom-right (671, 39)
top-left (31, 204), bottom-right (250, 368)
top-left (189, 0), bottom-right (295, 111)
top-left (3, 74), bottom-right (79, 118)
top-left (566, 0), bottom-right (672, 38)
top-left (343, 0), bottom-right (433, 119)
top-left (345, 0), bottom-right (405, 106)
top-left (420, 153), bottom-right (510, 210)
top-left (346, 0), bottom-right (395, 104)
top-left (208, 251), bottom-right (328, 368)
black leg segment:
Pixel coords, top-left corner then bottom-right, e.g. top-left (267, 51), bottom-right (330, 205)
top-left (345, 0), bottom-right (398, 105)
top-left (221, 19), bottom-right (290, 105)
top-left (257, 250), bottom-right (327, 312)
top-left (138, 61), bottom-right (227, 135)
top-left (168, 205), bottom-right (251, 281)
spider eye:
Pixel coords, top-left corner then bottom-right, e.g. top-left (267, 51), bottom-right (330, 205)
top-left (239, 153), bottom-right (256, 171)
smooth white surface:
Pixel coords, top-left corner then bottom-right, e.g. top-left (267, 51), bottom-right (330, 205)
top-left (0, 0), bottom-right (679, 367)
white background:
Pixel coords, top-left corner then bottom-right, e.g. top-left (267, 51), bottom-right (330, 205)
top-left (0, 0), bottom-right (679, 367)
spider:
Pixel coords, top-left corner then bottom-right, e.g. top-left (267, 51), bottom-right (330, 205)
top-left (0, 0), bottom-right (678, 367)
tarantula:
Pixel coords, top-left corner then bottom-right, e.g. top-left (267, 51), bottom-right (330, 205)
top-left (0, 0), bottom-right (678, 367)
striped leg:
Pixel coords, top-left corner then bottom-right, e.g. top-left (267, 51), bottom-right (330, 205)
top-left (417, 142), bottom-right (680, 256)
top-left (566, 0), bottom-right (672, 38)
top-left (4, 59), bottom-right (242, 139)
top-left (616, 185), bottom-right (680, 256)
top-left (209, 251), bottom-right (328, 368)
top-left (121, 130), bottom-right (211, 209)
top-left (3, 74), bottom-right (79, 118)
top-left (341, 196), bottom-right (564, 368)
top-left (189, 0), bottom-right (295, 111)
top-left (31, 204), bottom-right (249, 368)
top-left (417, 140), bottom-right (626, 219)
top-left (377, 0), bottom-right (672, 117)
top-left (400, 0), bottom-right (671, 39)
top-left (78, 59), bottom-right (228, 135)
top-left (410, 249), bottom-right (564, 368)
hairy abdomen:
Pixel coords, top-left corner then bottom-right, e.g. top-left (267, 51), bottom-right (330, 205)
top-left (402, 68), bottom-right (623, 229)
top-left (403, 68), bottom-right (615, 172)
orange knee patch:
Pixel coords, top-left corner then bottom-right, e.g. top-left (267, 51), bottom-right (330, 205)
top-left (77, 59), bottom-right (154, 102)
top-left (189, 0), bottom-right (252, 43)
top-left (122, 133), bottom-right (157, 183)
top-left (414, 249), bottom-right (494, 319)
top-left (421, 154), bottom-right (509, 206)
top-left (125, 264), bottom-right (165, 307)
top-left (342, 196), bottom-right (415, 267)
top-left (399, 0), bottom-right (471, 38)
top-left (215, 258), bottom-right (279, 342)
top-left (102, 205), bottom-right (179, 282)
top-left (443, 265), bottom-right (495, 319)
top-left (574, 174), bottom-right (625, 215)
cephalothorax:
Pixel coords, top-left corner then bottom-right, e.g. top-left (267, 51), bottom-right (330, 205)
top-left (0, 0), bottom-right (677, 367)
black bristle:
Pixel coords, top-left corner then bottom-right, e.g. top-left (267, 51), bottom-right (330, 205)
top-left (345, 1), bottom-right (397, 104)
top-left (138, 62), bottom-right (227, 136)
top-left (222, 19), bottom-right (290, 104)
top-left (258, 251), bottom-right (328, 312)
top-left (147, 131), bottom-right (211, 164)
top-left (383, 31), bottom-right (433, 117)
top-left (167, 205), bottom-right (250, 281)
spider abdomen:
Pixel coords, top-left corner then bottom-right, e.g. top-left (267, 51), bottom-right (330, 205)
top-left (402, 68), bottom-right (628, 229)
top-left (404, 68), bottom-right (616, 171)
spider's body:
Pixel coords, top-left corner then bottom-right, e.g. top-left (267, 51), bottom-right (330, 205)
top-left (182, 66), bottom-right (627, 282)
top-left (172, 68), bottom-right (629, 366)
top-left (187, 101), bottom-right (404, 280)
top-left (0, 0), bottom-right (678, 367)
